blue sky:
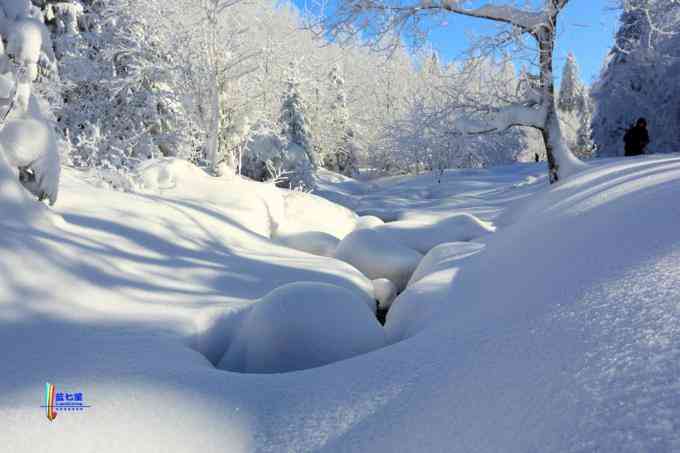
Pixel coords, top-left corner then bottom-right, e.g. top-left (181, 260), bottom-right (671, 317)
top-left (417, 1), bottom-right (621, 86)
top-left (306, 1), bottom-right (621, 87)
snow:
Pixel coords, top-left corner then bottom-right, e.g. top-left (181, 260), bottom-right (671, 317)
top-left (4, 156), bottom-right (680, 452)
top-left (371, 212), bottom-right (495, 254)
top-left (218, 282), bottom-right (385, 373)
top-left (272, 230), bottom-right (339, 257)
top-left (274, 190), bottom-right (358, 240)
top-left (0, 117), bottom-right (60, 204)
top-left (334, 228), bottom-right (423, 292)
top-left (407, 241), bottom-right (485, 286)
top-left (0, 0), bottom-right (30, 21)
top-left (354, 214), bottom-right (384, 230)
top-left (372, 278), bottom-right (397, 310)
top-left (7, 18), bottom-right (44, 66)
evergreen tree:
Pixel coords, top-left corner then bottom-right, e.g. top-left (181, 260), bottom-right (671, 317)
top-left (558, 53), bottom-right (585, 113)
top-left (558, 53), bottom-right (593, 158)
top-left (324, 65), bottom-right (358, 176)
top-left (279, 65), bottom-right (316, 167)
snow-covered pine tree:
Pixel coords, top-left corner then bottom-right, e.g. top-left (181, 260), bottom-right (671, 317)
top-left (558, 53), bottom-right (585, 113)
top-left (324, 64), bottom-right (358, 176)
top-left (558, 52), bottom-right (593, 158)
top-left (279, 65), bottom-right (316, 167)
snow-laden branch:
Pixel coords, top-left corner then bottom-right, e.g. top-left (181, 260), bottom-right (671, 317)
top-left (455, 103), bottom-right (547, 135)
top-left (440, 2), bottom-right (546, 32)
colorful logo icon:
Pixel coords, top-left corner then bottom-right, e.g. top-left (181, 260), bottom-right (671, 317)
top-left (42, 383), bottom-right (90, 421)
top-left (45, 382), bottom-right (57, 421)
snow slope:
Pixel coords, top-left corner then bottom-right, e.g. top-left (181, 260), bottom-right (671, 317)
top-left (4, 156), bottom-right (680, 452)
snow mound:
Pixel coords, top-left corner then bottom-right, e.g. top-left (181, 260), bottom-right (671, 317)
top-left (408, 241), bottom-right (485, 286)
top-left (276, 190), bottom-right (358, 240)
top-left (372, 278), bottom-right (397, 310)
top-left (355, 215), bottom-right (384, 230)
top-left (371, 213), bottom-right (495, 254)
top-left (219, 282), bottom-right (385, 373)
top-left (334, 228), bottom-right (423, 292)
top-left (385, 268), bottom-right (456, 343)
top-left (0, 117), bottom-right (60, 204)
top-left (0, 149), bottom-right (47, 226)
top-left (272, 231), bottom-right (339, 257)
top-left (134, 157), bottom-right (209, 191)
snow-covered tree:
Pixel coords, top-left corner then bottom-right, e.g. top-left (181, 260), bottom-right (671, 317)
top-left (0, 0), bottom-right (61, 205)
top-left (279, 65), bottom-right (315, 167)
top-left (324, 0), bottom-right (585, 183)
top-left (323, 65), bottom-right (359, 176)
top-left (591, 0), bottom-right (680, 156)
top-left (558, 52), bottom-right (593, 158)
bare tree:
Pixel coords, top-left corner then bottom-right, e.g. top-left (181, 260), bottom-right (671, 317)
top-left (324, 0), bottom-right (585, 183)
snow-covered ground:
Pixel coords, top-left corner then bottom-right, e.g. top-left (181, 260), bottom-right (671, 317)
top-left (3, 155), bottom-right (680, 452)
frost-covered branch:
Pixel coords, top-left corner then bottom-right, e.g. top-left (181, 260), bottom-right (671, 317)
top-left (456, 104), bottom-right (547, 135)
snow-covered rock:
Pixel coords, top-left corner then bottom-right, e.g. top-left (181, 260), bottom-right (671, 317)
top-left (372, 213), bottom-right (495, 254)
top-left (408, 241), bottom-right (485, 286)
top-left (272, 231), bottom-right (339, 257)
top-left (219, 282), bottom-right (385, 373)
top-left (334, 228), bottom-right (423, 291)
top-left (372, 278), bottom-right (397, 310)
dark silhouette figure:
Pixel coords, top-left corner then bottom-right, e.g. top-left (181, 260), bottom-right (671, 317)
top-left (534, 153), bottom-right (540, 162)
top-left (623, 118), bottom-right (650, 156)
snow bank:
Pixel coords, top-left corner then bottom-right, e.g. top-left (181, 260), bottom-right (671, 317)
top-left (372, 278), bottom-right (397, 310)
top-left (275, 190), bottom-right (358, 240)
top-left (219, 282), bottom-right (385, 373)
top-left (371, 213), bottom-right (495, 254)
top-left (334, 228), bottom-right (423, 291)
top-left (272, 231), bottom-right (339, 257)
top-left (385, 268), bottom-right (457, 343)
top-left (408, 241), bottom-right (485, 286)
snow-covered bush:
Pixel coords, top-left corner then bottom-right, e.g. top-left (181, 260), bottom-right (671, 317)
top-left (0, 0), bottom-right (60, 205)
top-left (218, 282), bottom-right (385, 373)
top-left (240, 120), bottom-right (314, 189)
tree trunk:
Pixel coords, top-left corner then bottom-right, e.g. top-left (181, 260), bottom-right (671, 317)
top-left (203, 0), bottom-right (221, 174)
top-left (537, 22), bottom-right (561, 184)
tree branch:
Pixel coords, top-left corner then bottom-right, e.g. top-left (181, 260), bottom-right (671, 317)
top-left (441, 2), bottom-right (546, 32)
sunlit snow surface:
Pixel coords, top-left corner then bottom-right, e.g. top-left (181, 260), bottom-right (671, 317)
top-left (3, 156), bottom-right (680, 452)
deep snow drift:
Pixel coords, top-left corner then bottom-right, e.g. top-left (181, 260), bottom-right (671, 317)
top-left (3, 156), bottom-right (680, 452)
top-left (219, 282), bottom-right (385, 373)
